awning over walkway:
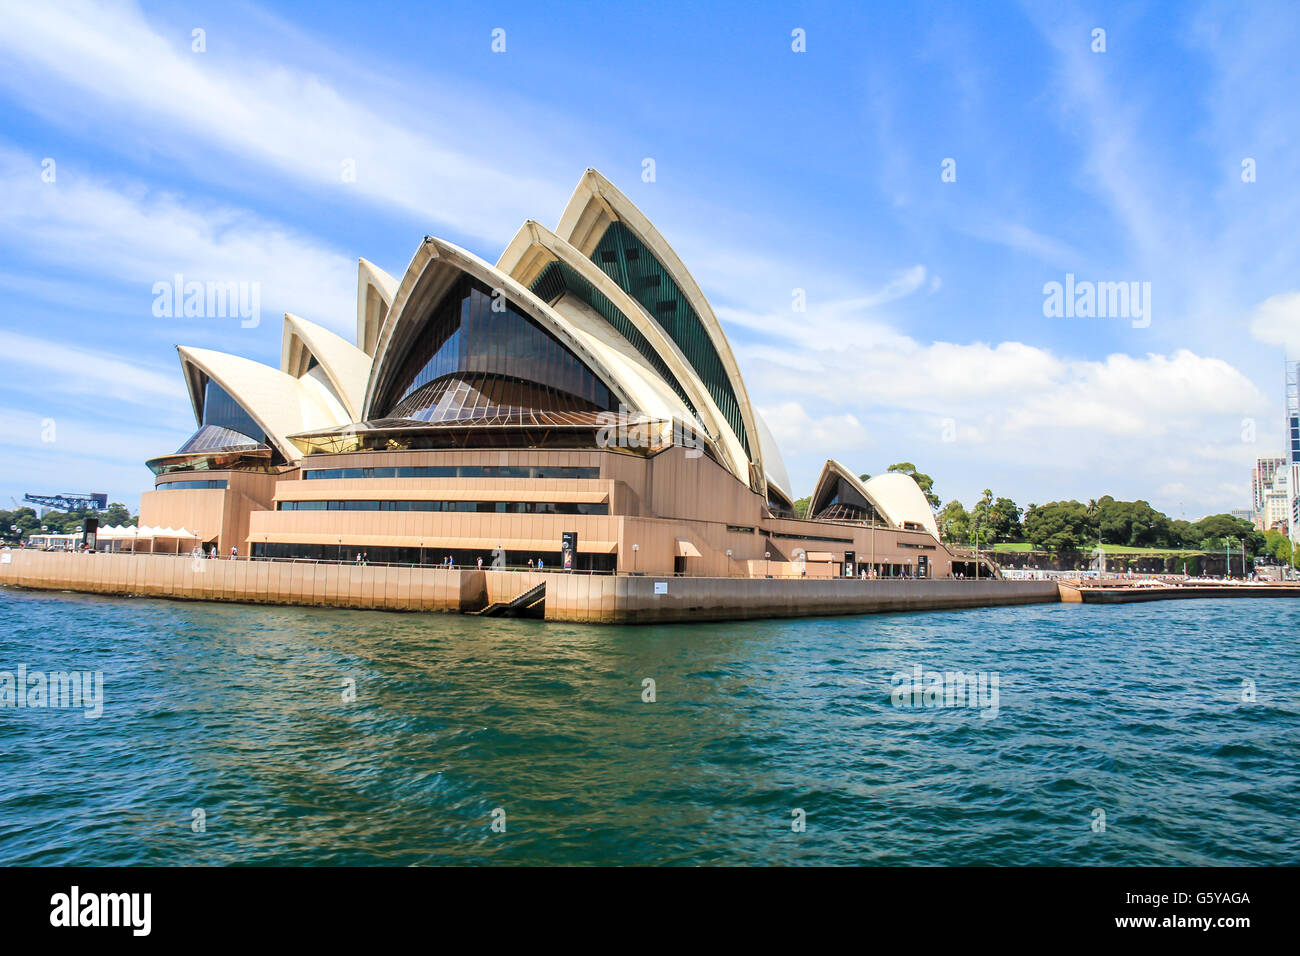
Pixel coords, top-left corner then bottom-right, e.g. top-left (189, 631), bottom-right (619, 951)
top-left (97, 524), bottom-right (200, 540)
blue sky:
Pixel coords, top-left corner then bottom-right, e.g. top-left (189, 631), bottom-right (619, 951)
top-left (2, 0), bottom-right (1298, 519)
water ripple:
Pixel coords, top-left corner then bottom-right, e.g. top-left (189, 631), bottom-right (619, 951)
top-left (1, 589), bottom-right (1298, 865)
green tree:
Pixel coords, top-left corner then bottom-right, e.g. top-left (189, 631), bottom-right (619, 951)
top-left (986, 497), bottom-right (1023, 542)
top-left (1264, 529), bottom-right (1292, 564)
top-left (103, 502), bottom-right (136, 527)
top-left (1192, 514), bottom-right (1264, 554)
top-left (1023, 500), bottom-right (1092, 553)
top-left (938, 500), bottom-right (969, 543)
top-left (1094, 496), bottom-right (1171, 548)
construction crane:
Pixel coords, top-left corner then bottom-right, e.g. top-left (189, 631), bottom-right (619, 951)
top-left (23, 492), bottom-right (108, 513)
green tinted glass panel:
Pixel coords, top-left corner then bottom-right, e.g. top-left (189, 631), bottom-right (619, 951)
top-left (530, 260), bottom-right (698, 421)
top-left (588, 221), bottom-right (749, 456)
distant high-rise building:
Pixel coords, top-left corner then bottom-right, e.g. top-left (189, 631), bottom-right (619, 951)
top-left (1288, 361), bottom-right (1300, 464)
top-left (1253, 456), bottom-right (1285, 515)
top-left (1264, 469), bottom-right (1291, 532)
top-left (1287, 361), bottom-right (1300, 545)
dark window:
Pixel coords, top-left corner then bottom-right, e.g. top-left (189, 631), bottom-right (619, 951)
top-left (278, 499), bottom-right (608, 515)
top-left (200, 378), bottom-right (266, 445)
top-left (250, 541), bottom-right (616, 572)
top-left (374, 275), bottom-right (615, 421)
top-left (303, 465), bottom-right (600, 480)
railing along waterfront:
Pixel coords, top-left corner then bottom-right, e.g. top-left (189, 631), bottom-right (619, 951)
top-left (7, 547), bottom-right (1036, 581)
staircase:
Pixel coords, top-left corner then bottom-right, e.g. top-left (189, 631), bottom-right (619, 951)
top-left (468, 581), bottom-right (546, 618)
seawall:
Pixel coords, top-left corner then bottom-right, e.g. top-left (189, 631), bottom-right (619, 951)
top-left (0, 550), bottom-right (1061, 623)
top-left (1056, 581), bottom-right (1300, 604)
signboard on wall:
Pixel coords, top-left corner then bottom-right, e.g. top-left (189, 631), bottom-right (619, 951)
top-left (654, 581), bottom-right (668, 595)
top-left (82, 517), bottom-right (98, 552)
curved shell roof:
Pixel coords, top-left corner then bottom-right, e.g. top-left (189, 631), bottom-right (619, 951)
top-left (363, 236), bottom-right (640, 420)
top-left (177, 346), bottom-right (348, 462)
top-left (161, 169), bottom-right (833, 502)
top-left (357, 258), bottom-right (398, 357)
top-left (753, 410), bottom-right (792, 507)
top-left (281, 313), bottom-right (372, 421)
top-left (809, 459), bottom-right (940, 539)
top-left (553, 168), bottom-right (765, 492)
top-left (862, 472), bottom-right (941, 539)
top-left (497, 219), bottom-right (749, 481)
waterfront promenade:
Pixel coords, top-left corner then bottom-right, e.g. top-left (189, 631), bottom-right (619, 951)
top-left (0, 549), bottom-right (1057, 623)
top-left (7, 550), bottom-right (1299, 622)
top-left (1058, 579), bottom-right (1300, 604)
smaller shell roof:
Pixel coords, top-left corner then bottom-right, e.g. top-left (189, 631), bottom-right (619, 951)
top-left (177, 346), bottom-right (349, 462)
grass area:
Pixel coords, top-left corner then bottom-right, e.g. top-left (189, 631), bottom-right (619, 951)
top-left (988, 542), bottom-right (1208, 556)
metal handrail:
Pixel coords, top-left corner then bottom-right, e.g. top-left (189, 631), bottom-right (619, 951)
top-left (15, 548), bottom-right (1041, 581)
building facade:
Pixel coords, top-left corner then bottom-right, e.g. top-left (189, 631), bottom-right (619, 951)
top-left (139, 170), bottom-right (971, 579)
top-left (1252, 456), bottom-right (1285, 521)
top-left (1287, 361), bottom-right (1300, 547)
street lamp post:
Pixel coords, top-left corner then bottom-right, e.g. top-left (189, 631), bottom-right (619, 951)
top-left (726, 549), bottom-right (733, 578)
top-left (765, 550), bottom-right (771, 578)
top-left (870, 512), bottom-right (876, 579)
top-left (632, 543), bottom-right (639, 574)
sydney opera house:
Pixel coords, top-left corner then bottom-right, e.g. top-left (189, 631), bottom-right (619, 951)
top-left (139, 170), bottom-right (973, 580)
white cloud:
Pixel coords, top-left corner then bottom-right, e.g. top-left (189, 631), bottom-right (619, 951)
top-left (758, 401), bottom-right (870, 460)
top-left (744, 328), bottom-right (1269, 513)
top-left (0, 330), bottom-right (184, 408)
top-left (0, 0), bottom-right (569, 245)
top-left (714, 266), bottom-right (930, 349)
top-left (955, 217), bottom-right (1081, 265)
top-left (0, 148), bottom-right (355, 333)
top-left (1248, 291), bottom-right (1300, 354)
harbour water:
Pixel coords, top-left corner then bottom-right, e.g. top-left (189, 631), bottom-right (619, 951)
top-left (1, 588), bottom-right (1297, 865)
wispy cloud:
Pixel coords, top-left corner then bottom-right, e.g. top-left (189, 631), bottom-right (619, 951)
top-left (0, 330), bottom-right (184, 408)
top-left (0, 147), bottom-right (355, 333)
top-left (1248, 291), bottom-right (1300, 355)
top-left (0, 0), bottom-right (569, 245)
